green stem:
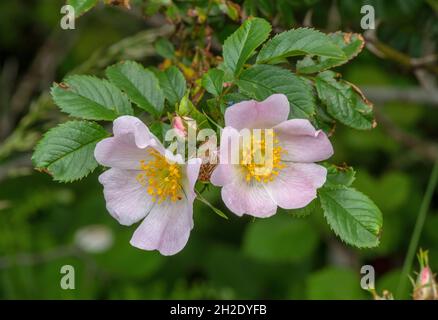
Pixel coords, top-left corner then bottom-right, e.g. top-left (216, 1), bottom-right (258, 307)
top-left (397, 160), bottom-right (438, 297)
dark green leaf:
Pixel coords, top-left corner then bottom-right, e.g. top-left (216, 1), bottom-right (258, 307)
top-left (157, 66), bottom-right (186, 106)
top-left (257, 28), bottom-right (345, 64)
top-left (32, 121), bottom-right (108, 182)
top-left (319, 186), bottom-right (383, 248)
top-left (315, 71), bottom-right (375, 130)
top-left (202, 68), bottom-right (225, 96)
top-left (223, 17), bottom-right (272, 75)
top-left (297, 32), bottom-right (365, 74)
top-left (51, 75), bottom-right (133, 121)
top-left (106, 61), bottom-right (164, 116)
top-left (237, 64), bottom-right (315, 118)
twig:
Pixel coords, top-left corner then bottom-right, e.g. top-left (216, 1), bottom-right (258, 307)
top-left (0, 245), bottom-right (76, 270)
top-left (0, 25), bottom-right (174, 161)
top-left (375, 109), bottom-right (438, 162)
top-left (0, 154), bottom-right (32, 182)
top-left (396, 160), bottom-right (438, 297)
top-left (362, 86), bottom-right (438, 106)
top-left (364, 30), bottom-right (438, 75)
top-left (1, 30), bottom-right (77, 140)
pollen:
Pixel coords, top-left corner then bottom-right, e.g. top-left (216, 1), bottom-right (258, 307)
top-left (136, 149), bottom-right (183, 203)
top-left (240, 130), bottom-right (286, 184)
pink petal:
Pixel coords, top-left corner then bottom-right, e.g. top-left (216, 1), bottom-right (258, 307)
top-left (183, 158), bottom-right (202, 201)
top-left (95, 116), bottom-right (165, 169)
top-left (267, 162), bottom-right (327, 209)
top-left (211, 164), bottom-right (235, 186)
top-left (221, 178), bottom-right (277, 218)
top-left (94, 136), bottom-right (152, 170)
top-left (130, 199), bottom-right (194, 256)
top-left (98, 168), bottom-right (153, 226)
top-left (274, 119), bottom-right (334, 162)
top-left (112, 116), bottom-right (155, 148)
top-left (210, 126), bottom-right (242, 186)
top-left (129, 156), bottom-right (200, 256)
top-left (225, 94), bottom-right (289, 129)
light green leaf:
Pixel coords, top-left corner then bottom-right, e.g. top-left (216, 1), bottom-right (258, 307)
top-left (297, 32), bottom-right (365, 74)
top-left (67, 0), bottom-right (99, 17)
top-left (178, 94), bottom-right (208, 128)
top-left (51, 75), bottom-right (133, 121)
top-left (157, 66), bottom-right (186, 106)
top-left (315, 71), bottom-right (375, 130)
top-left (257, 27), bottom-right (345, 64)
top-left (237, 64), bottom-right (315, 118)
top-left (32, 121), bottom-right (108, 182)
top-left (106, 61), bottom-right (164, 116)
top-left (223, 17), bottom-right (271, 75)
top-left (325, 164), bottom-right (356, 188)
top-left (319, 186), bottom-right (383, 248)
top-left (201, 68), bottom-right (225, 96)
top-left (243, 216), bottom-right (319, 263)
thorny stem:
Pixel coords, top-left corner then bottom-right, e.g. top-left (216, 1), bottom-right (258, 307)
top-left (397, 160), bottom-right (438, 297)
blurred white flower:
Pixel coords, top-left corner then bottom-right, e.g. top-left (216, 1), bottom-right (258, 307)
top-left (74, 225), bottom-right (114, 253)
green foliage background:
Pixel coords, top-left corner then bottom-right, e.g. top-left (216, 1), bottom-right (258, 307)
top-left (0, 0), bottom-right (437, 299)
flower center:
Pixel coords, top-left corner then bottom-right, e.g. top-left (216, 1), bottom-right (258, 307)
top-left (137, 149), bottom-right (183, 203)
top-left (240, 130), bottom-right (286, 183)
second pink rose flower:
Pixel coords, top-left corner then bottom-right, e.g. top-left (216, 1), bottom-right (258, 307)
top-left (211, 94), bottom-right (334, 218)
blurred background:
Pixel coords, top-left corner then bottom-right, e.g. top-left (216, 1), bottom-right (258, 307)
top-left (0, 0), bottom-right (437, 299)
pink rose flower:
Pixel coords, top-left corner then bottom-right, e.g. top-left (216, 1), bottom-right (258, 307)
top-left (94, 116), bottom-right (201, 256)
top-left (211, 94), bottom-right (333, 218)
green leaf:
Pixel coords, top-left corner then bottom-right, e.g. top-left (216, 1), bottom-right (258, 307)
top-left (201, 69), bottom-right (225, 96)
top-left (154, 38), bottom-right (175, 59)
top-left (243, 215), bottom-right (319, 263)
top-left (257, 27), bottom-right (345, 64)
top-left (237, 64), bottom-right (315, 118)
top-left (156, 66), bottom-right (186, 106)
top-left (315, 71), bottom-right (375, 130)
top-left (297, 32), bottom-right (365, 74)
top-left (51, 75), bottom-right (133, 121)
top-left (223, 17), bottom-right (271, 75)
top-left (67, 0), bottom-right (99, 17)
top-left (178, 94), bottom-right (208, 128)
top-left (325, 164), bottom-right (356, 188)
top-left (106, 61), bottom-right (164, 116)
top-left (313, 104), bottom-right (336, 133)
top-left (32, 121), bottom-right (108, 182)
top-left (319, 186), bottom-right (383, 248)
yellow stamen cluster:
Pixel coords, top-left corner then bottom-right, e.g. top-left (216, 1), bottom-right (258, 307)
top-left (136, 149), bottom-right (183, 203)
top-left (240, 131), bottom-right (286, 183)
